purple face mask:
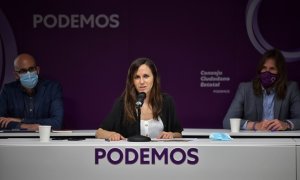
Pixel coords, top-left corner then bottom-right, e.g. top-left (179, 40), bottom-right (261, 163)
top-left (260, 71), bottom-right (278, 88)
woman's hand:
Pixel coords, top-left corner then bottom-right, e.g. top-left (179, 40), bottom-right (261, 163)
top-left (108, 132), bottom-right (125, 141)
top-left (95, 128), bottom-right (125, 141)
top-left (157, 131), bottom-right (174, 139)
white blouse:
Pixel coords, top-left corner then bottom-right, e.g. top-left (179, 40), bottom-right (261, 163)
top-left (140, 117), bottom-right (164, 138)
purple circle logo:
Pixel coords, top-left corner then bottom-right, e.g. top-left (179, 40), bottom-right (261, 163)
top-left (246, 0), bottom-right (300, 62)
top-left (0, 9), bottom-right (17, 90)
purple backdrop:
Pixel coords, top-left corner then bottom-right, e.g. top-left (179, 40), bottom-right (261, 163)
top-left (1, 0), bottom-right (300, 129)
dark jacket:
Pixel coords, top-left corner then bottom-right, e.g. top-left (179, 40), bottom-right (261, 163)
top-left (100, 93), bottom-right (183, 137)
top-left (223, 81), bottom-right (300, 130)
top-left (0, 79), bottom-right (63, 129)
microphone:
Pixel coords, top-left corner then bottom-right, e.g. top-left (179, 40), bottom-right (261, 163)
top-left (127, 92), bottom-right (151, 142)
top-left (135, 92), bottom-right (146, 108)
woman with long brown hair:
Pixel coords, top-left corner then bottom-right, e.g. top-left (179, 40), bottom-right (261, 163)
top-left (96, 58), bottom-right (182, 141)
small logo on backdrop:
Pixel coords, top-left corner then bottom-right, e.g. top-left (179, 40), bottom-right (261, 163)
top-left (200, 70), bottom-right (230, 94)
top-left (246, 0), bottom-right (300, 62)
top-left (0, 9), bottom-right (18, 90)
top-left (33, 14), bottom-right (120, 29)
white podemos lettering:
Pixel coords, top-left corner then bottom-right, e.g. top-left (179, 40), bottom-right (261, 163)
top-left (33, 14), bottom-right (120, 28)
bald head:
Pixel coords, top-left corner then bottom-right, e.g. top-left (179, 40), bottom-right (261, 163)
top-left (14, 53), bottom-right (37, 71)
top-left (13, 53), bottom-right (40, 80)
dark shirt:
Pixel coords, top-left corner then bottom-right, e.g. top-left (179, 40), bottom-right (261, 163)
top-left (100, 93), bottom-right (183, 138)
top-left (0, 79), bottom-right (64, 129)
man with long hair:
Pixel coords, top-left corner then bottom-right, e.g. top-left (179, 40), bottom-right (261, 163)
top-left (223, 49), bottom-right (300, 131)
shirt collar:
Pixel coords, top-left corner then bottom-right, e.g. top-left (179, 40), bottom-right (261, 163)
top-left (262, 86), bottom-right (275, 95)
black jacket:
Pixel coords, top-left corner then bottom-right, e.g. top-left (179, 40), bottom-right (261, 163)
top-left (100, 93), bottom-right (183, 137)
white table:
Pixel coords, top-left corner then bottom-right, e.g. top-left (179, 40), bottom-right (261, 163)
top-left (295, 138), bottom-right (300, 179)
top-left (182, 128), bottom-right (300, 137)
top-left (0, 138), bottom-right (297, 180)
top-left (1, 128), bottom-right (300, 138)
top-left (0, 129), bottom-right (96, 138)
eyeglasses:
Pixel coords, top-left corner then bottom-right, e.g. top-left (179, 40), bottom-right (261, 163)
top-left (15, 66), bottom-right (37, 74)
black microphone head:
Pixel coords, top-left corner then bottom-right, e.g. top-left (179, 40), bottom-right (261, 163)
top-left (137, 92), bottom-right (146, 99)
top-left (135, 92), bottom-right (146, 108)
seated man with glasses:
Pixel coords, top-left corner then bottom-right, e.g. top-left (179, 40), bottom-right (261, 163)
top-left (0, 53), bottom-right (63, 130)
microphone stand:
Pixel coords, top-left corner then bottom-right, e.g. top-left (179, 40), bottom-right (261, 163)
top-left (127, 106), bottom-right (151, 142)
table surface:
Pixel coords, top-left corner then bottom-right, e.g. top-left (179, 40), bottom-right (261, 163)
top-left (1, 128), bottom-right (300, 138)
top-left (295, 138), bottom-right (300, 145)
top-left (0, 138), bottom-right (297, 146)
top-left (0, 129), bottom-right (95, 137)
top-left (183, 128), bottom-right (300, 136)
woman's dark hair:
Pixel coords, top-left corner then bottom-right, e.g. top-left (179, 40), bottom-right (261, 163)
top-left (123, 57), bottom-right (163, 122)
top-left (252, 49), bottom-right (287, 99)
